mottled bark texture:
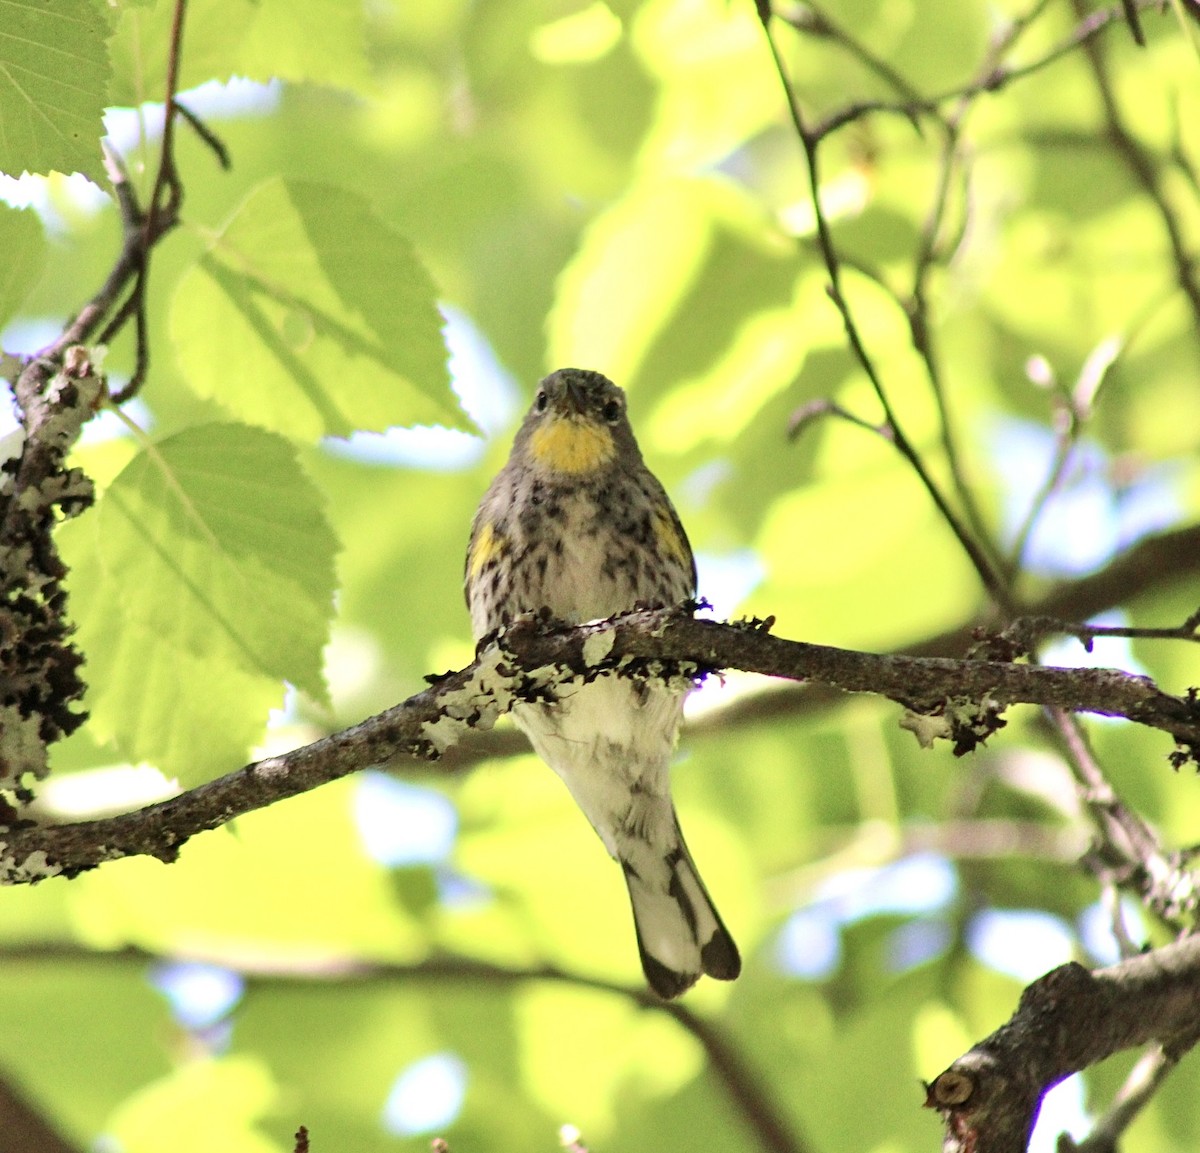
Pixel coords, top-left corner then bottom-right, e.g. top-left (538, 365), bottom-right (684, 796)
top-left (1, 607), bottom-right (1196, 884)
top-left (927, 935), bottom-right (1200, 1152)
top-left (0, 349), bottom-right (101, 804)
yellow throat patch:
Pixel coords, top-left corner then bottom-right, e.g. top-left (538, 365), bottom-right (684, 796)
top-left (527, 416), bottom-right (616, 474)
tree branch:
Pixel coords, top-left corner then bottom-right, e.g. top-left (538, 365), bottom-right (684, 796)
top-left (0, 349), bottom-right (103, 801)
top-left (1, 608), bottom-right (1195, 885)
top-left (0, 943), bottom-right (810, 1153)
top-left (106, 0), bottom-right (193, 403)
top-left (0, 1069), bottom-right (83, 1153)
top-left (1071, 0), bottom-right (1200, 332)
top-left (0, 108), bottom-right (192, 799)
top-left (1063, 1044), bottom-right (1178, 1152)
top-left (927, 935), bottom-right (1200, 1152)
top-left (432, 521), bottom-right (1200, 772)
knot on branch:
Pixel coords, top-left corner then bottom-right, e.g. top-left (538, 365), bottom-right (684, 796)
top-left (0, 347), bottom-right (103, 799)
top-left (923, 966), bottom-right (1097, 1152)
top-left (924, 1049), bottom-right (1041, 1153)
top-left (930, 935), bottom-right (1200, 1151)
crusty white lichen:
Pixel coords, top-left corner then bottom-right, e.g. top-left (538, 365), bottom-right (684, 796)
top-left (900, 708), bottom-right (954, 749)
top-left (0, 348), bottom-right (103, 805)
top-left (420, 632), bottom-right (704, 754)
top-left (0, 703), bottom-right (49, 788)
top-left (41, 357), bottom-right (103, 450)
top-left (949, 695), bottom-right (1003, 736)
top-left (421, 645), bottom-right (518, 754)
top-left (0, 428), bottom-right (24, 494)
top-left (901, 696), bottom-right (1007, 753)
top-left (18, 470), bottom-right (93, 512)
top-left (582, 629), bottom-right (615, 667)
top-left (0, 845), bottom-right (63, 884)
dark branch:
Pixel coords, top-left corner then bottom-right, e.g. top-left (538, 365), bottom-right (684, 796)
top-left (809, 0), bottom-right (1168, 140)
top-left (0, 942), bottom-right (810, 1153)
top-left (0, 0), bottom-right (214, 801)
top-left (1, 607), bottom-right (1196, 884)
top-left (1051, 707), bottom-right (1196, 935)
top-left (435, 522), bottom-right (1200, 772)
top-left (108, 0), bottom-right (190, 403)
top-left (927, 935), bottom-right (1200, 1152)
top-left (0, 148), bottom-right (183, 796)
top-left (0, 349), bottom-right (102, 797)
top-left (0, 1070), bottom-right (84, 1153)
top-left (760, 15), bottom-right (1013, 611)
top-left (1063, 1045), bottom-right (1177, 1152)
top-left (1070, 0), bottom-right (1200, 332)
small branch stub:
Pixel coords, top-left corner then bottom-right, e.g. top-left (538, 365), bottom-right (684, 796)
top-left (928, 939), bottom-right (1200, 1152)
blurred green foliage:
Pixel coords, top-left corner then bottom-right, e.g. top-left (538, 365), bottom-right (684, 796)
top-left (1, 0), bottom-right (1199, 1151)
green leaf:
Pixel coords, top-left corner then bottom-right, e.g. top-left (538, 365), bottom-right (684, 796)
top-left (631, 0), bottom-right (781, 172)
top-left (107, 0), bottom-right (373, 106)
top-left (0, 0), bottom-right (110, 182)
top-left (106, 1056), bottom-right (281, 1153)
top-left (0, 204), bottom-right (46, 330)
top-left (71, 598), bottom-right (287, 783)
top-left (236, 0), bottom-right (373, 94)
top-left (60, 423), bottom-right (338, 779)
top-left (517, 985), bottom-right (703, 1136)
top-left (99, 424), bottom-right (338, 693)
top-left (170, 177), bottom-right (460, 442)
top-left (547, 177), bottom-right (717, 385)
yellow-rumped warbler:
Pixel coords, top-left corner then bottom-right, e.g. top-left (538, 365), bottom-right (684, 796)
top-left (465, 367), bottom-right (740, 998)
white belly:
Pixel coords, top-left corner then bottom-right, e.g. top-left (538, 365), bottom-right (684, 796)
top-left (512, 674), bottom-right (686, 859)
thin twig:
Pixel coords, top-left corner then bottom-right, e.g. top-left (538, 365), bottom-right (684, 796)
top-left (1119, 0), bottom-right (1148, 46)
top-left (811, 0), bottom-right (1167, 141)
top-left (1064, 1046), bottom-right (1181, 1152)
top-left (760, 13), bottom-right (1012, 611)
top-left (1049, 708), bottom-right (1196, 929)
top-left (1005, 615), bottom-right (1200, 651)
top-left (108, 0), bottom-right (189, 403)
top-left (175, 100), bottom-right (232, 169)
top-left (902, 118), bottom-right (1003, 573)
top-left (900, 0), bottom-right (1056, 577)
top-left (1071, 0), bottom-right (1200, 331)
top-left (786, 398), bottom-right (887, 440)
top-left (784, 0), bottom-right (926, 108)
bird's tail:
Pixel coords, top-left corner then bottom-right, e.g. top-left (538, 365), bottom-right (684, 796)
top-left (622, 819), bottom-right (741, 999)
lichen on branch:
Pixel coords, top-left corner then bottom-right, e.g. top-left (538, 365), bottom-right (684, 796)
top-left (0, 604), bottom-right (1196, 885)
top-left (0, 347), bottom-right (104, 801)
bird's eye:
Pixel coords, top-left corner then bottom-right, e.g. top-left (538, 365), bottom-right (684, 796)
top-left (535, 391), bottom-right (549, 413)
top-left (602, 399), bottom-right (622, 423)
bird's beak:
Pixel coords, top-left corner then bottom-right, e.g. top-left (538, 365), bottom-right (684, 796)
top-left (562, 377), bottom-right (587, 415)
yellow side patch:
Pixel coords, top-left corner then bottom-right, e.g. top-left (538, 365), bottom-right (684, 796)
top-left (528, 417), bottom-right (616, 474)
top-left (652, 505), bottom-right (690, 568)
top-left (468, 520), bottom-right (506, 580)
